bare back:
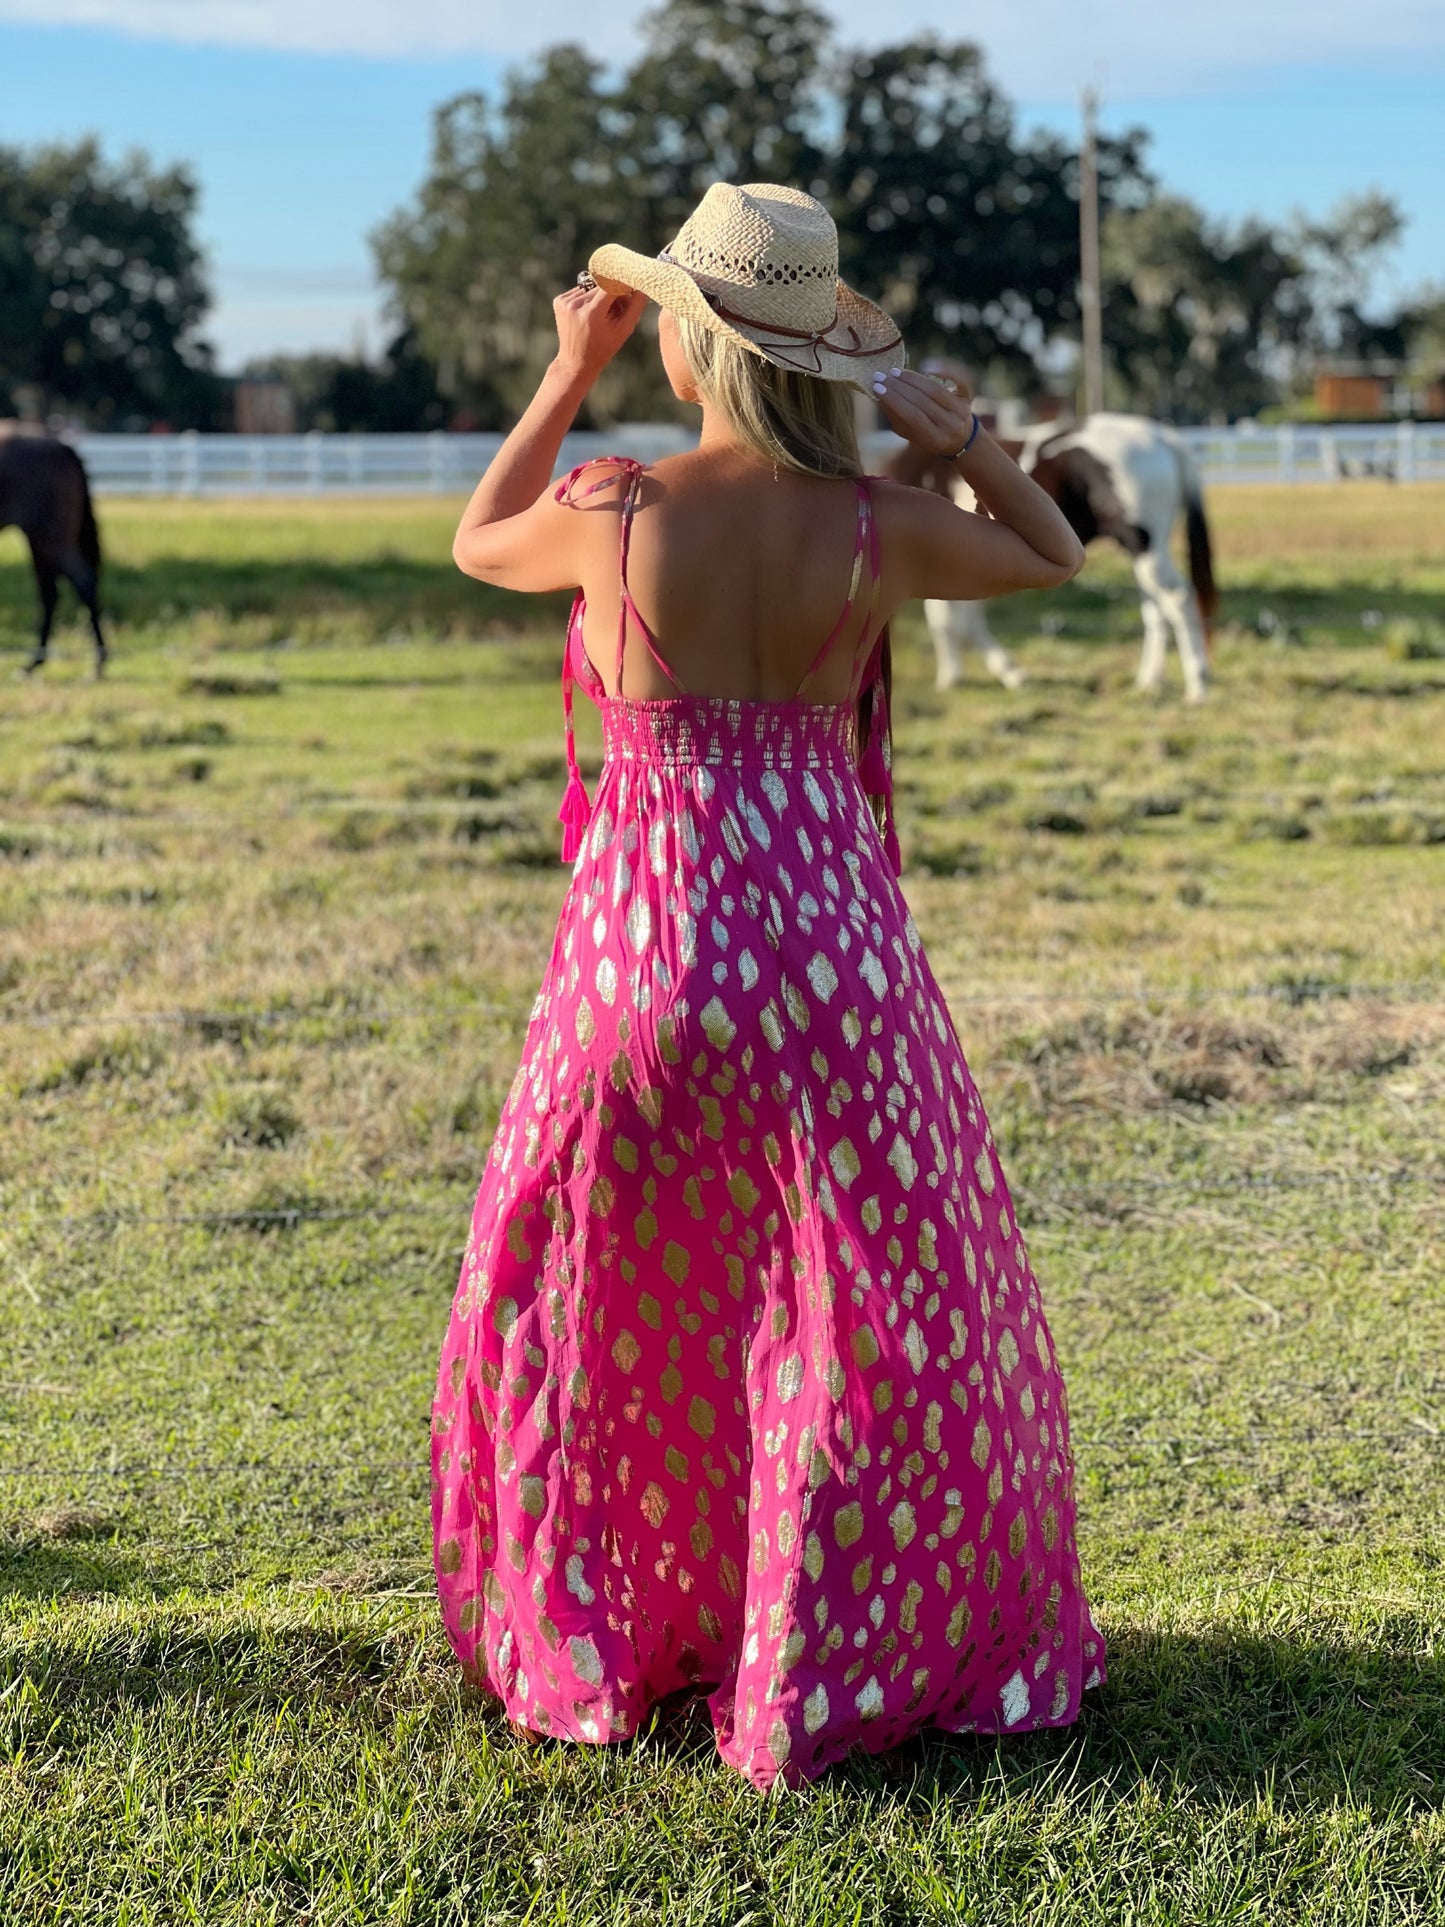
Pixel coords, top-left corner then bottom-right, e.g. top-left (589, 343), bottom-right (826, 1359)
top-left (571, 450), bottom-right (879, 706)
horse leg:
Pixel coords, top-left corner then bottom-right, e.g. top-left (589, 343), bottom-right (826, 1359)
top-left (971, 601), bottom-right (1026, 690)
top-left (924, 598), bottom-right (966, 690)
top-left (23, 547), bottom-right (60, 675)
top-left (1137, 549), bottom-right (1208, 703)
top-left (1132, 554), bottom-right (1172, 694)
top-left (926, 598), bottom-right (1024, 692)
top-left (57, 546), bottom-right (108, 679)
top-left (1135, 598), bottom-right (1169, 693)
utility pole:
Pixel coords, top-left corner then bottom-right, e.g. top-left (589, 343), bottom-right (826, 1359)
top-left (1079, 86), bottom-right (1104, 419)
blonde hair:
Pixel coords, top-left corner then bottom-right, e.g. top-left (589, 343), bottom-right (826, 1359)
top-left (677, 313), bottom-right (893, 838)
top-left (677, 317), bottom-right (861, 480)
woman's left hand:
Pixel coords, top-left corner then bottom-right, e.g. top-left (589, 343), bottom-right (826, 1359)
top-left (873, 368), bottom-right (977, 461)
top-left (553, 285), bottom-right (649, 386)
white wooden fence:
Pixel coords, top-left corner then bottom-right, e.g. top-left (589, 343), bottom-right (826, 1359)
top-left (73, 420), bottom-right (1445, 497)
top-left (1174, 421), bottom-right (1445, 485)
top-left (73, 428), bottom-right (694, 499)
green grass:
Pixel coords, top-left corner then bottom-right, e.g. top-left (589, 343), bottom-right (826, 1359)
top-left (2, 486), bottom-right (1444, 1924)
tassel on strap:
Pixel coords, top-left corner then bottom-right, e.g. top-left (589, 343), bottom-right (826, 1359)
top-left (857, 726), bottom-right (888, 798)
top-left (558, 766), bottom-right (592, 864)
top-left (559, 602), bottom-right (594, 863)
top-left (881, 810), bottom-right (902, 875)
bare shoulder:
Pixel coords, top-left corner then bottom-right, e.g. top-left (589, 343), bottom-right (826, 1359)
top-left (865, 473), bottom-right (945, 519)
top-left (866, 471), bottom-right (963, 551)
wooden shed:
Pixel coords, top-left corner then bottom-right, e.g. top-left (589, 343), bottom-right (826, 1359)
top-left (1313, 371), bottom-right (1388, 420)
top-left (234, 377), bottom-right (297, 436)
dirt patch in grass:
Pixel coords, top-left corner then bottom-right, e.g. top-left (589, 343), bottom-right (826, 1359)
top-left (999, 1007), bottom-right (1433, 1110)
top-left (15, 1504), bottom-right (113, 1544)
top-left (178, 669), bottom-right (281, 698)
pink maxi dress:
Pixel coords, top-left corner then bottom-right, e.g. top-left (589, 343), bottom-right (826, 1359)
top-left (432, 458), bottom-right (1105, 1787)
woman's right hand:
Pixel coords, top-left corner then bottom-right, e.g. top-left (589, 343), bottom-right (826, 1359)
top-left (553, 285), bottom-right (649, 387)
top-left (873, 368), bottom-right (977, 461)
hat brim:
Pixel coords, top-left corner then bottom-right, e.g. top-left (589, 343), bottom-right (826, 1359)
top-left (588, 243), bottom-right (905, 391)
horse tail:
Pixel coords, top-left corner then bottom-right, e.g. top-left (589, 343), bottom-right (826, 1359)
top-left (1173, 436), bottom-right (1216, 635)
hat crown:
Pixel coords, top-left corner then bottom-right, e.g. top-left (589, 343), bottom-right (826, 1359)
top-left (669, 183), bottom-right (840, 330)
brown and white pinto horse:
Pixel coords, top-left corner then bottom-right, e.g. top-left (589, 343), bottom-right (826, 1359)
top-left (889, 412), bottom-right (1217, 703)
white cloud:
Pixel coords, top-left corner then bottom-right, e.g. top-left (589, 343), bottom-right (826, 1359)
top-left (5, 0), bottom-right (1444, 96)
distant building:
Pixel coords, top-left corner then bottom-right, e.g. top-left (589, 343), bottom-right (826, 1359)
top-left (1313, 362), bottom-right (1444, 421)
top-left (234, 376), bottom-right (296, 435)
top-left (1314, 370), bottom-right (1387, 419)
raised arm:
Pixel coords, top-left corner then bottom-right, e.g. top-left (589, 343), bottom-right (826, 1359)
top-left (451, 285), bottom-right (648, 591)
top-left (873, 370), bottom-right (1086, 604)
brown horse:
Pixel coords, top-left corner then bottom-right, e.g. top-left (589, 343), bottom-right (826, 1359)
top-left (0, 426), bottom-right (107, 676)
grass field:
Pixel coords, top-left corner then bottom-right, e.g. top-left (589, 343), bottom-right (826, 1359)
top-left (1, 483), bottom-right (1443, 1924)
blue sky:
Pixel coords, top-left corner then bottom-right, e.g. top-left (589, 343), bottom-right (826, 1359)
top-left (2, 2), bottom-right (1440, 370)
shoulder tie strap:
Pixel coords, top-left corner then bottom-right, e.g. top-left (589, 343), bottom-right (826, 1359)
top-left (614, 465), bottom-right (687, 696)
top-left (553, 455), bottom-right (645, 509)
top-left (552, 457), bottom-right (646, 863)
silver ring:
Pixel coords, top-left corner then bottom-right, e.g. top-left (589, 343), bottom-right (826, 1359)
top-left (576, 270), bottom-right (597, 291)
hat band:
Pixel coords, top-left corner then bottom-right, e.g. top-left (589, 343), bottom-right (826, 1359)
top-left (659, 250), bottom-right (902, 375)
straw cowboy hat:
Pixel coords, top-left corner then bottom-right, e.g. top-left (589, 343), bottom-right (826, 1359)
top-left (588, 182), bottom-right (906, 390)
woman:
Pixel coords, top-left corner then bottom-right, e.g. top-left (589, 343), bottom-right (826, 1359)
top-left (433, 183), bottom-right (1105, 1788)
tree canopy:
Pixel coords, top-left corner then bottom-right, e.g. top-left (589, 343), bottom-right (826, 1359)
top-left (243, 328), bottom-right (446, 434)
top-left (0, 137), bottom-right (221, 428)
top-left (376, 0), bottom-right (1428, 425)
top-left (376, 0), bottom-right (1155, 425)
top-left (0, 11), bottom-right (1423, 430)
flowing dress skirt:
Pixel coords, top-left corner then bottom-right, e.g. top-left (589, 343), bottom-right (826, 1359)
top-left (432, 696), bottom-right (1104, 1787)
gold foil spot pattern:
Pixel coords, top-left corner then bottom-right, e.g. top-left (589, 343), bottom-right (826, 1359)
top-left (431, 667), bottom-right (1103, 1793)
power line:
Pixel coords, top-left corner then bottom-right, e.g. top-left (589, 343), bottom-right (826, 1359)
top-left (15, 770), bottom-right (1443, 830)
top-left (2, 982), bottom-right (1440, 1034)
top-left (51, 1202), bottom-right (445, 1233)
top-left (2, 1428), bottom-right (1440, 1484)
top-left (1079, 86), bottom-right (1105, 419)
top-left (0, 999), bottom-right (519, 1032)
top-left (26, 1166), bottom-right (1437, 1238)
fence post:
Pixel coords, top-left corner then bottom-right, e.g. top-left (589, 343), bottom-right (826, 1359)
top-left (1321, 431), bottom-right (1340, 482)
top-left (1397, 419), bottom-right (1416, 484)
top-left (428, 431), bottom-right (449, 495)
top-left (1280, 424), bottom-right (1296, 484)
top-left (179, 430), bottom-right (200, 498)
top-left (305, 431), bottom-right (323, 496)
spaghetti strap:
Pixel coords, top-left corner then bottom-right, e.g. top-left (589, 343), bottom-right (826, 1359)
top-left (794, 482), bottom-right (879, 700)
top-left (614, 466), bottom-right (686, 697)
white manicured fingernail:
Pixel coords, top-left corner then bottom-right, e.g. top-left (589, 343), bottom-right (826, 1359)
top-left (889, 366), bottom-right (902, 376)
